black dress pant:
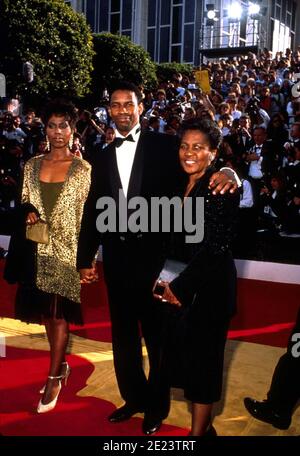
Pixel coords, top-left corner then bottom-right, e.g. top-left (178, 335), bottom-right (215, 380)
top-left (105, 278), bottom-right (170, 420)
top-left (267, 307), bottom-right (300, 416)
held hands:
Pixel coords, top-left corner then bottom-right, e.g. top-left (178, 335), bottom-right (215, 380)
top-left (152, 280), bottom-right (182, 307)
top-left (79, 266), bottom-right (99, 284)
top-left (209, 171), bottom-right (237, 195)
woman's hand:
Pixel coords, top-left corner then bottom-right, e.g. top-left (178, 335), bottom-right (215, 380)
top-left (163, 285), bottom-right (182, 307)
top-left (26, 212), bottom-right (39, 225)
top-left (153, 280), bottom-right (182, 307)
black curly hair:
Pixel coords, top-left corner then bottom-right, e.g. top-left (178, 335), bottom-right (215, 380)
top-left (179, 118), bottom-right (222, 150)
top-left (41, 99), bottom-right (78, 129)
top-left (109, 81), bottom-right (143, 104)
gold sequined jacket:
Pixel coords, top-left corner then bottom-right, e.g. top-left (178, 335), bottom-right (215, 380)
top-left (22, 155), bottom-right (91, 303)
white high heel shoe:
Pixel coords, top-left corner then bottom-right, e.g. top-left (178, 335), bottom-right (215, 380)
top-left (39, 362), bottom-right (71, 394)
top-left (37, 375), bottom-right (62, 414)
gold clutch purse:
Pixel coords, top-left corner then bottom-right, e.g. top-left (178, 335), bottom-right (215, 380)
top-left (26, 220), bottom-right (49, 244)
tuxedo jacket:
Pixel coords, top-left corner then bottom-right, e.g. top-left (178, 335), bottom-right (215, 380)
top-left (226, 132), bottom-right (253, 158)
top-left (77, 130), bottom-right (183, 286)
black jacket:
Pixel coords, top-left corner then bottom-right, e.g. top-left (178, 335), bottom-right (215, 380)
top-left (169, 169), bottom-right (239, 318)
top-left (77, 130), bottom-right (183, 284)
top-left (3, 203), bottom-right (39, 285)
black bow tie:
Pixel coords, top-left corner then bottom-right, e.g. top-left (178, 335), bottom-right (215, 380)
top-left (114, 134), bottom-right (135, 148)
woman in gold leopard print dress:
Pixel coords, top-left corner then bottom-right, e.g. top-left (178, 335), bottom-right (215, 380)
top-left (15, 100), bottom-right (91, 413)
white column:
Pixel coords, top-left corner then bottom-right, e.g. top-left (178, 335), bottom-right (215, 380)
top-left (132, 0), bottom-right (148, 49)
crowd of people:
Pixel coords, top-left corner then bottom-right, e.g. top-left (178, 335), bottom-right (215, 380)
top-left (1, 49), bottom-right (300, 261)
top-left (0, 46), bottom-right (300, 435)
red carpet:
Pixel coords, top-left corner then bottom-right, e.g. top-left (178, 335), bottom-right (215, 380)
top-left (1, 259), bottom-right (300, 436)
top-left (229, 278), bottom-right (299, 347)
top-left (0, 346), bottom-right (188, 436)
top-left (1, 260), bottom-right (299, 347)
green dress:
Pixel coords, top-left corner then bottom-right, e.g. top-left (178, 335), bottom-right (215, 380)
top-left (40, 181), bottom-right (64, 221)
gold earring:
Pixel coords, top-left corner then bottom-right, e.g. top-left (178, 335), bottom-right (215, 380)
top-left (69, 134), bottom-right (73, 150)
top-left (46, 136), bottom-right (50, 151)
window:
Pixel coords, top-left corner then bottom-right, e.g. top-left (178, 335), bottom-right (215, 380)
top-left (111, 0), bottom-right (120, 12)
top-left (185, 0), bottom-right (195, 23)
top-left (147, 29), bottom-right (156, 59)
top-left (99, 0), bottom-right (109, 31)
top-left (160, 27), bottom-right (170, 62)
top-left (172, 5), bottom-right (183, 44)
top-left (86, 0), bottom-right (95, 29)
top-left (161, 0), bottom-right (171, 25)
top-left (184, 24), bottom-right (194, 62)
top-left (171, 45), bottom-right (181, 61)
top-left (148, 0), bottom-right (157, 27)
top-left (147, 0), bottom-right (197, 64)
top-left (122, 0), bottom-right (132, 29)
top-left (110, 13), bottom-right (120, 34)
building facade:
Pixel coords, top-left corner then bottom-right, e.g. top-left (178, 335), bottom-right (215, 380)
top-left (66, 0), bottom-right (300, 63)
top-left (66, 0), bottom-right (203, 64)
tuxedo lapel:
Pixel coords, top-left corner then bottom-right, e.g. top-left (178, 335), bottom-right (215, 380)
top-left (107, 143), bottom-right (124, 210)
top-left (127, 135), bottom-right (144, 201)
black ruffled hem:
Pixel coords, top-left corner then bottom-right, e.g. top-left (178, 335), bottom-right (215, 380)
top-left (15, 284), bottom-right (84, 326)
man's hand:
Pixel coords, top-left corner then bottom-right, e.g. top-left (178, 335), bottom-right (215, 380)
top-left (209, 171), bottom-right (238, 195)
top-left (247, 153), bottom-right (259, 162)
top-left (241, 127), bottom-right (251, 137)
top-left (80, 267), bottom-right (98, 284)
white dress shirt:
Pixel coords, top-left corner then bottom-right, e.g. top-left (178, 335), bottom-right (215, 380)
top-left (240, 179), bottom-right (254, 208)
top-left (115, 124), bottom-right (141, 197)
top-left (249, 145), bottom-right (263, 179)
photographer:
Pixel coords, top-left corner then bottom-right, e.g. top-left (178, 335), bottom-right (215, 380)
top-left (151, 89), bottom-right (168, 111)
top-left (246, 96), bottom-right (270, 129)
top-left (258, 174), bottom-right (288, 233)
top-left (0, 139), bottom-right (23, 210)
top-left (245, 126), bottom-right (276, 205)
top-left (76, 110), bottom-right (105, 157)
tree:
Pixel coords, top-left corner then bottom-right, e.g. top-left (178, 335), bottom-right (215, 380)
top-left (156, 62), bottom-right (194, 83)
top-left (92, 33), bottom-right (157, 97)
top-left (0, 0), bottom-right (94, 104)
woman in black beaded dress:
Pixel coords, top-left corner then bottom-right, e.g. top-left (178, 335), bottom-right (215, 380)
top-left (154, 119), bottom-right (239, 436)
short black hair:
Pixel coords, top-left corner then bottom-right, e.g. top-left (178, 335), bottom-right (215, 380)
top-left (179, 118), bottom-right (222, 150)
top-left (41, 99), bottom-right (78, 129)
top-left (109, 81), bottom-right (143, 104)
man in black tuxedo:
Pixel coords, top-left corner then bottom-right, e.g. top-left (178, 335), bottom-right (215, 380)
top-left (77, 81), bottom-right (238, 434)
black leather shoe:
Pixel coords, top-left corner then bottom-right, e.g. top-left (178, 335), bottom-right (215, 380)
top-left (108, 404), bottom-right (143, 423)
top-left (244, 397), bottom-right (291, 430)
top-left (142, 416), bottom-right (162, 435)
